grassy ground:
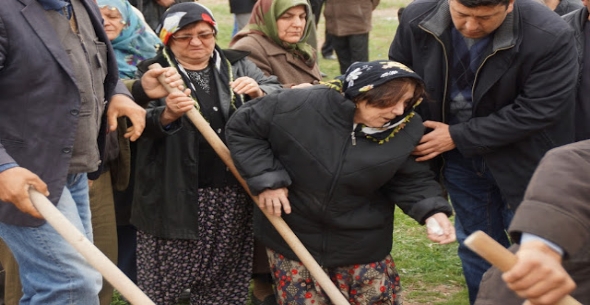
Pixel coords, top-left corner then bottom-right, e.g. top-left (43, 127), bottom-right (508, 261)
top-left (111, 0), bottom-right (469, 304)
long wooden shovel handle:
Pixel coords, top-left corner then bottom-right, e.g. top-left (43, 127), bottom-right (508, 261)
top-left (29, 189), bottom-right (154, 305)
top-left (150, 64), bottom-right (349, 305)
top-left (465, 230), bottom-right (581, 305)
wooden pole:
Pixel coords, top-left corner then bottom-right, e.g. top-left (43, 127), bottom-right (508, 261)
top-left (29, 189), bottom-right (155, 305)
top-left (465, 230), bottom-right (581, 305)
top-left (149, 63), bottom-right (350, 305)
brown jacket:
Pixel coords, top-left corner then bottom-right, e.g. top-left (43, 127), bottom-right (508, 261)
top-left (476, 140), bottom-right (590, 305)
top-left (231, 34), bottom-right (321, 87)
top-left (324, 0), bottom-right (380, 36)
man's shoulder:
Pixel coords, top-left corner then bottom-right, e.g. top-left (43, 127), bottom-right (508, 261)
top-left (232, 34), bottom-right (278, 55)
top-left (562, 7), bottom-right (586, 27)
top-left (403, 0), bottom-right (440, 17)
top-left (516, 0), bottom-right (572, 32)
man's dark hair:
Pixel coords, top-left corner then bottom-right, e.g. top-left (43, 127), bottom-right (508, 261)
top-left (455, 0), bottom-right (511, 8)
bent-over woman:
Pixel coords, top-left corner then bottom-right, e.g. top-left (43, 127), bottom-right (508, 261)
top-left (226, 60), bottom-right (456, 305)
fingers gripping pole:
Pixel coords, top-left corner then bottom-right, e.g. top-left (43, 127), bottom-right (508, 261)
top-left (149, 64), bottom-right (350, 305)
top-left (464, 231), bottom-right (581, 305)
top-left (29, 189), bottom-right (155, 305)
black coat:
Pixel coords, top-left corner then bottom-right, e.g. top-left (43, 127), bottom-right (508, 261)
top-left (226, 86), bottom-right (452, 267)
top-left (389, 0), bottom-right (577, 209)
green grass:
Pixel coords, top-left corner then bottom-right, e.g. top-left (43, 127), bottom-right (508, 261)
top-left (393, 209), bottom-right (468, 304)
top-left (110, 0), bottom-right (469, 304)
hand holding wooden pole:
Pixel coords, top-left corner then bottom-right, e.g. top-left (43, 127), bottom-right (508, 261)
top-left (465, 230), bottom-right (581, 305)
top-left (149, 63), bottom-right (350, 305)
top-left (29, 189), bottom-right (154, 305)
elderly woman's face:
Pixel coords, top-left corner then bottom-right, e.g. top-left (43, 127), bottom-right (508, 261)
top-left (276, 5), bottom-right (307, 44)
top-left (354, 83), bottom-right (416, 128)
top-left (100, 6), bottom-right (125, 41)
top-left (169, 22), bottom-right (216, 66)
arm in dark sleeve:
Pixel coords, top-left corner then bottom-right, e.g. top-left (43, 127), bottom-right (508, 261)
top-left (381, 155), bottom-right (452, 224)
top-left (449, 28), bottom-right (578, 157)
top-left (238, 58), bottom-right (282, 96)
top-left (140, 100), bottom-right (182, 140)
top-left (225, 93), bottom-right (292, 195)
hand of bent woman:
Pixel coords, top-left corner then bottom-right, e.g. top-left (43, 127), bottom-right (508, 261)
top-left (425, 212), bottom-right (456, 244)
top-left (257, 187), bottom-right (291, 217)
top-left (230, 77), bottom-right (264, 99)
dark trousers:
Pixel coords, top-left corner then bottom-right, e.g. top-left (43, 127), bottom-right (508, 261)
top-left (331, 33), bottom-right (369, 74)
top-left (321, 32), bottom-right (334, 57)
top-left (117, 224), bottom-right (137, 283)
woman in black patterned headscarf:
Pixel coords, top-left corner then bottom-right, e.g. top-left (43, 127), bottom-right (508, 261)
top-left (226, 60), bottom-right (456, 305)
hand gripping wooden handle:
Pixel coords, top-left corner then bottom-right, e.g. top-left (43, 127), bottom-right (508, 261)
top-left (465, 230), bottom-right (581, 305)
top-left (29, 189), bottom-right (155, 305)
top-left (149, 63), bottom-right (350, 305)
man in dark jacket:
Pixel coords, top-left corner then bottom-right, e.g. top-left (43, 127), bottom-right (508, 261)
top-left (388, 0), bottom-right (577, 303)
top-left (475, 140), bottom-right (590, 305)
top-left (0, 0), bottom-right (146, 303)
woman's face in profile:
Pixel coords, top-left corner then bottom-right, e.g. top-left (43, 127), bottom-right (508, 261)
top-left (353, 83), bottom-right (416, 128)
top-left (276, 5), bottom-right (307, 44)
top-left (100, 6), bottom-right (125, 41)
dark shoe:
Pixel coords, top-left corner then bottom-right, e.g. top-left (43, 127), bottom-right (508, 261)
top-left (322, 54), bottom-right (337, 60)
top-left (320, 71), bottom-right (328, 78)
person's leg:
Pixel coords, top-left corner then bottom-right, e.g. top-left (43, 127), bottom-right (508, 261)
top-left (136, 231), bottom-right (195, 305)
top-left (232, 16), bottom-right (239, 37)
top-left (269, 249), bottom-right (402, 305)
top-left (88, 171), bottom-right (118, 305)
top-left (267, 248), bottom-right (330, 304)
top-left (251, 238), bottom-right (275, 304)
top-left (0, 173), bottom-right (101, 305)
top-left (309, 0), bottom-right (323, 25)
top-left (336, 254), bottom-right (402, 305)
top-left (116, 224), bottom-right (137, 283)
top-left (321, 32), bottom-right (335, 59)
top-left (189, 186), bottom-right (253, 305)
top-left (0, 240), bottom-right (21, 305)
top-left (331, 35), bottom-right (352, 74)
top-left (235, 13), bottom-right (251, 33)
top-left (443, 149), bottom-right (512, 304)
top-left (348, 33), bottom-right (369, 63)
